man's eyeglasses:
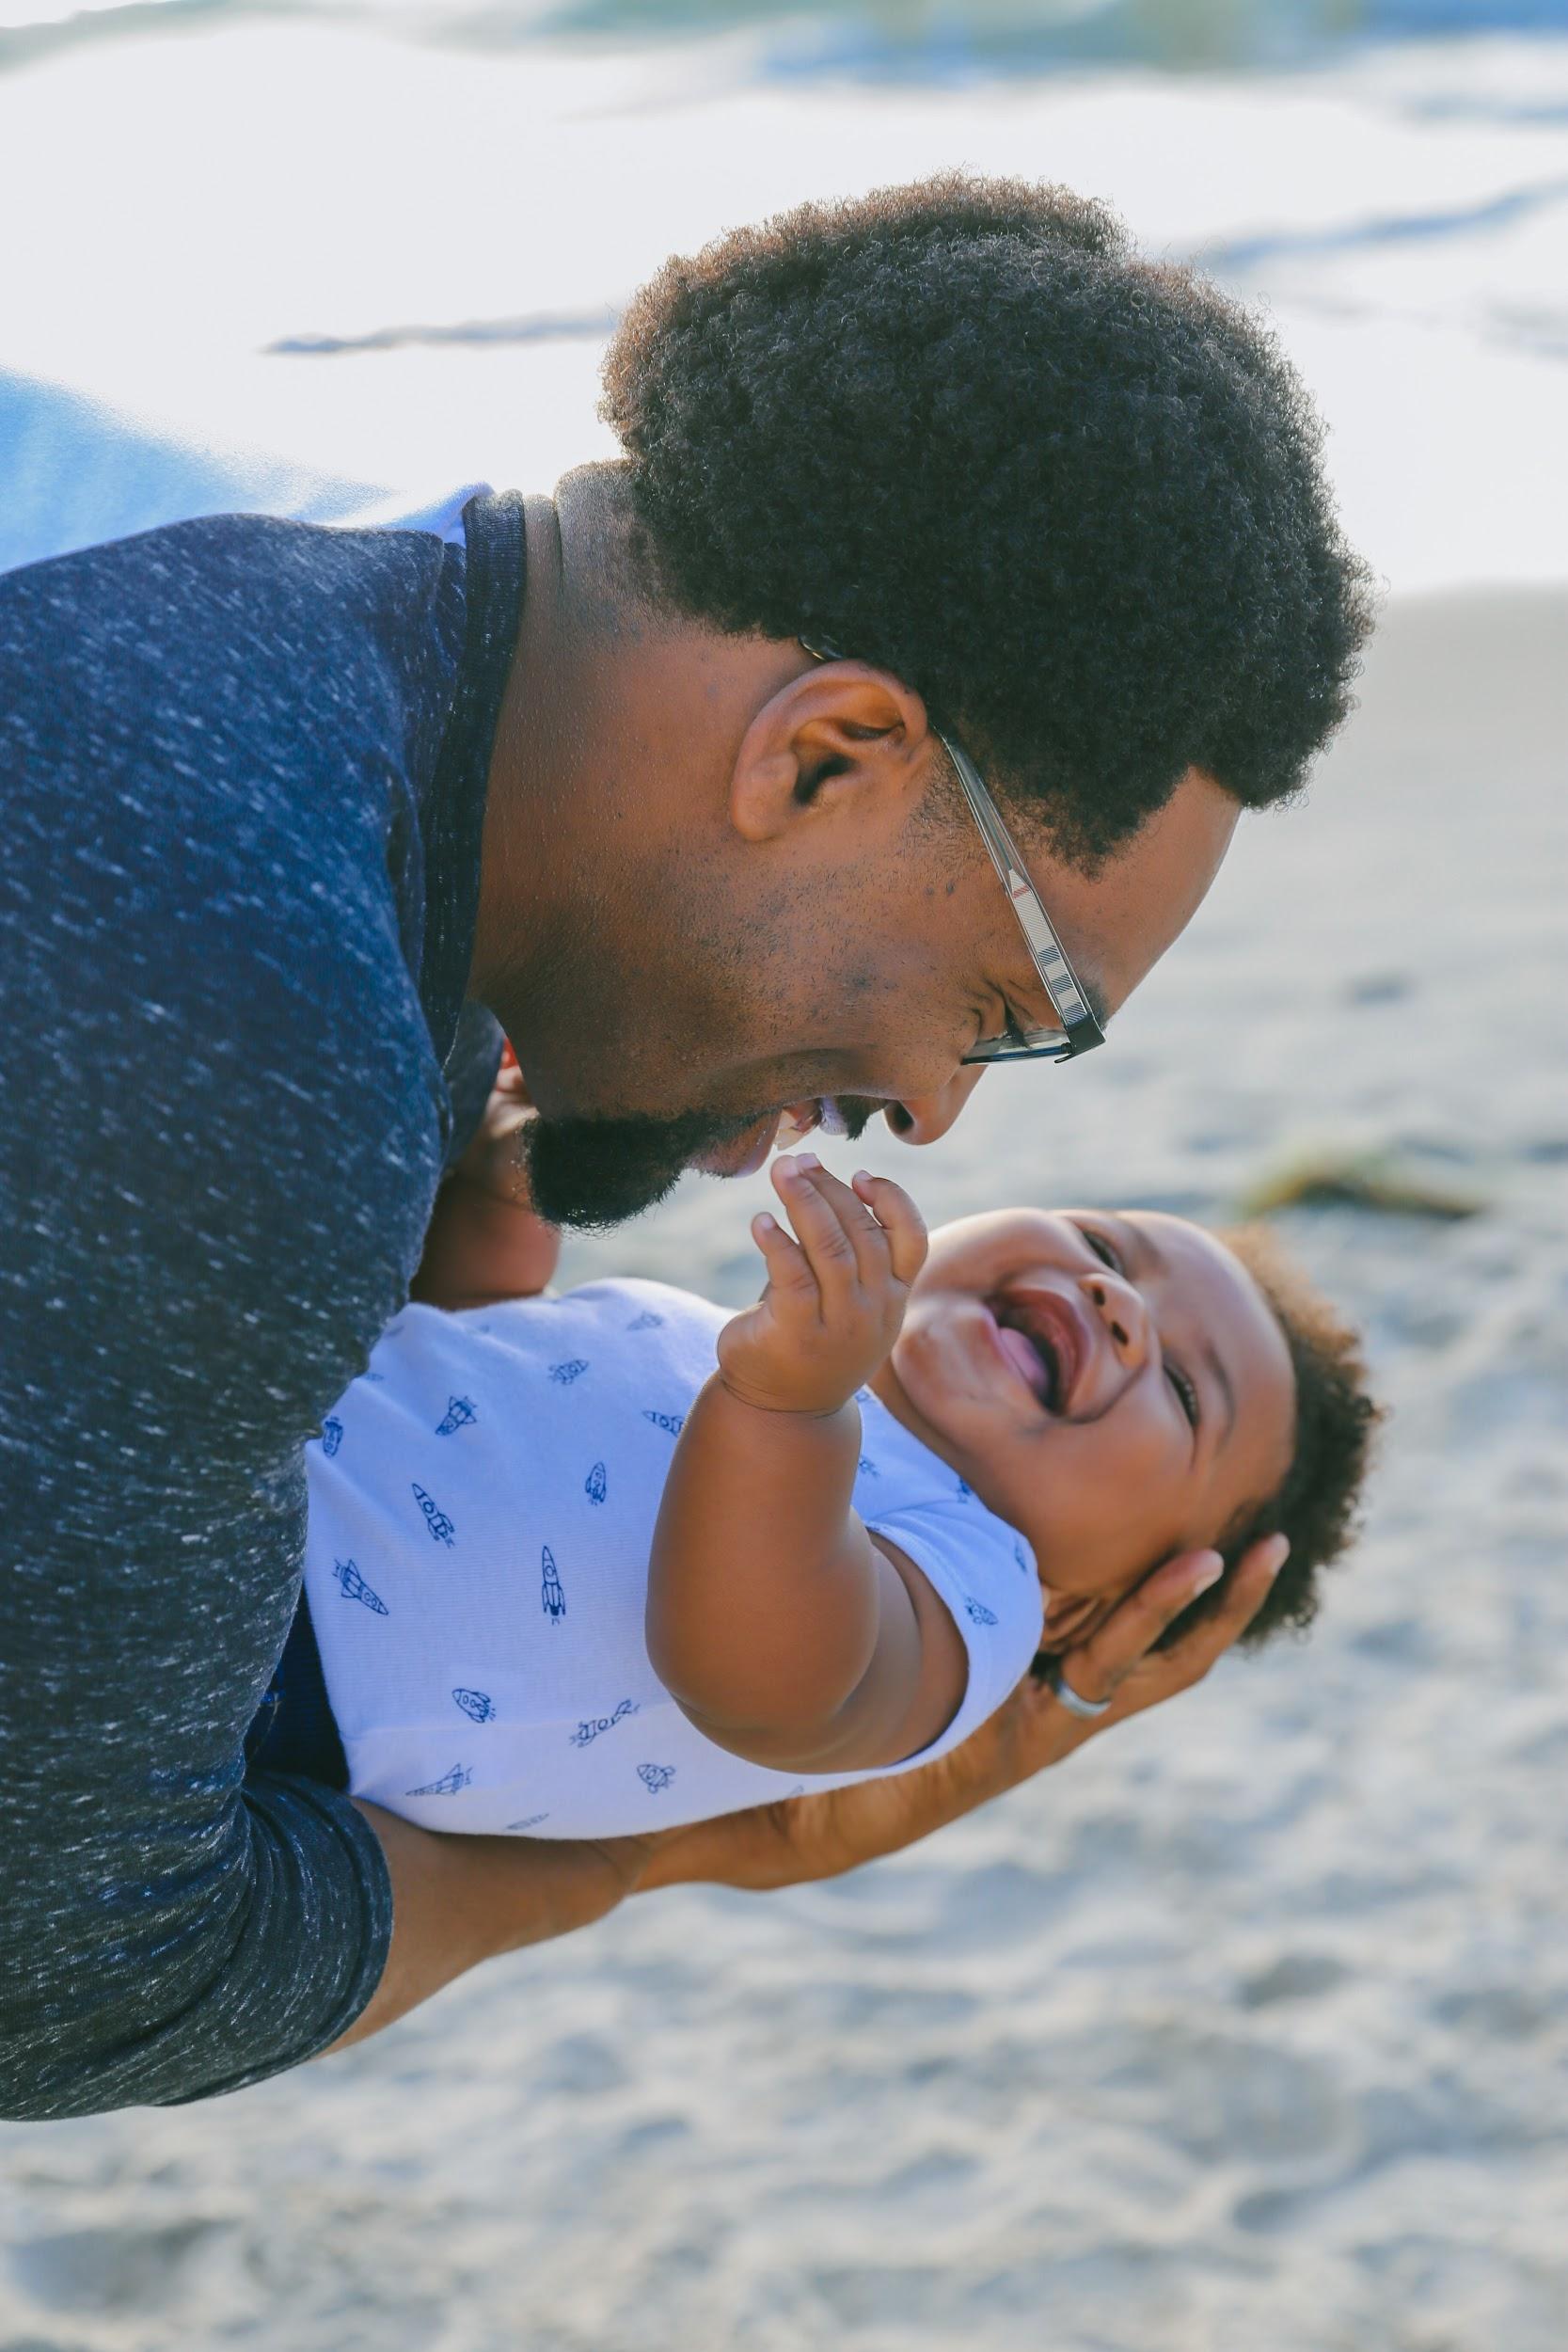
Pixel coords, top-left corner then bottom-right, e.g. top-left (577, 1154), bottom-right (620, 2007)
top-left (800, 640), bottom-right (1105, 1066)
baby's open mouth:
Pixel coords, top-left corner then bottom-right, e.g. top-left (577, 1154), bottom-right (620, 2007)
top-left (988, 1291), bottom-right (1087, 1414)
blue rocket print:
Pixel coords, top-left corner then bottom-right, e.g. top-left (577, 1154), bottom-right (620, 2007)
top-left (626, 1310), bottom-right (664, 1331)
top-left (955, 1476), bottom-right (974, 1502)
top-left (963, 1597), bottom-right (998, 1627)
top-left (332, 1557), bottom-right (388, 1615)
top-left (411, 1484), bottom-right (456, 1547)
top-left (642, 1409), bottom-right (685, 1437)
top-left (858, 1456), bottom-right (879, 1476)
top-left (452, 1688), bottom-right (497, 1724)
top-left (1014, 1539), bottom-right (1032, 1577)
top-left (541, 1545), bottom-right (566, 1623)
top-left (320, 1416), bottom-right (344, 1458)
top-left (584, 1461), bottom-right (608, 1505)
top-left (507, 1813), bottom-right (550, 1832)
top-left (549, 1359), bottom-right (589, 1385)
top-left (436, 1394), bottom-right (477, 1437)
top-left (568, 1698), bottom-right (638, 1749)
top-left (405, 1763), bottom-right (472, 1797)
top-left (637, 1763), bottom-right (675, 1794)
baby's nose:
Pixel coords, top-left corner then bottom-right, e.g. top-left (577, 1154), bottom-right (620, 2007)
top-left (1079, 1269), bottom-right (1151, 1368)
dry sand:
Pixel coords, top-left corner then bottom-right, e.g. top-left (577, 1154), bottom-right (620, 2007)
top-left (1, 587), bottom-right (1563, 2349)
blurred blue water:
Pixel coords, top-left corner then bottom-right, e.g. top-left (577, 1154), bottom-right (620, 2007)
top-left (5, 0), bottom-right (1568, 80)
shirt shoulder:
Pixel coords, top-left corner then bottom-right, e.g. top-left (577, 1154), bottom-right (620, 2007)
top-left (0, 508), bottom-right (465, 772)
top-left (855, 1407), bottom-right (1044, 1749)
top-left (0, 363), bottom-right (487, 576)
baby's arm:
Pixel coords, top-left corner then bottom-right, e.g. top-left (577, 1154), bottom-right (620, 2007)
top-left (411, 1052), bottom-right (562, 1309)
top-left (645, 1157), bottom-right (969, 1774)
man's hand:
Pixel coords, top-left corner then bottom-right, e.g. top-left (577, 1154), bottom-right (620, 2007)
top-left (716, 1154), bottom-right (927, 1416)
top-left (410, 1047), bottom-right (562, 1308)
top-left (329, 1537), bottom-right (1286, 2059)
top-left (636, 1534), bottom-right (1288, 1895)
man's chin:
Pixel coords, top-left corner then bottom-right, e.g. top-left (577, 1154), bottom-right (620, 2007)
top-left (520, 1106), bottom-right (766, 1230)
top-left (519, 1096), bottom-right (882, 1231)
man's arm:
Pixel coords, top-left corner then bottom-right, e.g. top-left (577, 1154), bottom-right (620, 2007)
top-left (319, 1536), bottom-right (1288, 2060)
top-left (325, 1806), bottom-right (655, 2051)
top-left (0, 515), bottom-right (497, 2115)
top-left (639, 1534), bottom-right (1289, 1896)
top-left (411, 1045), bottom-right (562, 1308)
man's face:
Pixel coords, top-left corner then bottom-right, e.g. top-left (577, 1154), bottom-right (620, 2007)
top-left (515, 763), bottom-right (1239, 1229)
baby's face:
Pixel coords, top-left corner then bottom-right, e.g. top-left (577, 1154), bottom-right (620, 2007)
top-left (878, 1208), bottom-right (1294, 1623)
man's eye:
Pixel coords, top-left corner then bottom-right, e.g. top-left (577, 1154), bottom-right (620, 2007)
top-left (1166, 1360), bottom-right (1201, 1430)
top-left (1082, 1228), bottom-right (1119, 1271)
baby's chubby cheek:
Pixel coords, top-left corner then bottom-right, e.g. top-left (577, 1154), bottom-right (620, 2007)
top-left (888, 1308), bottom-right (1007, 1458)
top-left (993, 1413), bottom-right (1196, 1601)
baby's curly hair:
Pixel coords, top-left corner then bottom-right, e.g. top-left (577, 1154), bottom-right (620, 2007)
top-left (601, 171), bottom-right (1375, 866)
top-left (1159, 1225), bottom-right (1383, 1654)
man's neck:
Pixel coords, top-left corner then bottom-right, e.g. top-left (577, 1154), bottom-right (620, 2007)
top-left (466, 493), bottom-right (569, 1015)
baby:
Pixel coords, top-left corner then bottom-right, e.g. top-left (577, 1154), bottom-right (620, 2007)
top-left (283, 1158), bottom-right (1376, 1838)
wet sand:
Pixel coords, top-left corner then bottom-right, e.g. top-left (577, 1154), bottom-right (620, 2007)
top-left (3, 587), bottom-right (1563, 2350)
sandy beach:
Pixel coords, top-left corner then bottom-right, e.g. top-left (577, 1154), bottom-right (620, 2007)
top-left (2, 585), bottom-right (1561, 2351)
top-left (2, 7), bottom-right (1566, 2346)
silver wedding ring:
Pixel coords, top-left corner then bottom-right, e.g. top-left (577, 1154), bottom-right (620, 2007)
top-left (1048, 1666), bottom-right (1114, 1721)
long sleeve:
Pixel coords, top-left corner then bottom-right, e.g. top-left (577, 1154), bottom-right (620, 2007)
top-left (0, 503), bottom-right (517, 2114)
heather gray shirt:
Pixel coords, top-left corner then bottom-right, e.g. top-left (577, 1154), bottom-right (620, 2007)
top-left (0, 493), bottom-right (523, 2115)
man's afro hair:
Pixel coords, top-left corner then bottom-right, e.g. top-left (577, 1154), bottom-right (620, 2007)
top-left (601, 172), bottom-right (1375, 866)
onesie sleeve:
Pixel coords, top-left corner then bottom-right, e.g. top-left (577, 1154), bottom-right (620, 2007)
top-left (863, 1495), bottom-right (1045, 1766)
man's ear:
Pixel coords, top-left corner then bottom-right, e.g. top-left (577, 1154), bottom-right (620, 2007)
top-left (728, 660), bottom-right (934, 845)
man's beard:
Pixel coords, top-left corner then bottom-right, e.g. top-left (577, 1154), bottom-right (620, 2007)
top-left (521, 1096), bottom-right (879, 1230)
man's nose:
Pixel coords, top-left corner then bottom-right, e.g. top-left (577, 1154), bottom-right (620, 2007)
top-left (1079, 1269), bottom-right (1151, 1370)
top-left (881, 1065), bottom-right (987, 1145)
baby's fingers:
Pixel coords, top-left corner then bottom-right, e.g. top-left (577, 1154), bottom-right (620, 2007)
top-left (751, 1208), bottom-right (817, 1302)
top-left (771, 1155), bottom-right (863, 1300)
top-left (849, 1171), bottom-right (927, 1286)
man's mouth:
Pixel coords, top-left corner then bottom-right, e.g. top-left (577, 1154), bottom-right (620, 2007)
top-left (987, 1289), bottom-right (1092, 1414)
top-left (779, 1097), bottom-right (850, 1143)
top-left (690, 1100), bottom-right (847, 1179)
top-left (691, 1116), bottom-right (783, 1179)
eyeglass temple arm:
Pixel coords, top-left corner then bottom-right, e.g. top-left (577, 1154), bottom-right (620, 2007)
top-left (800, 635), bottom-right (1102, 1051)
top-left (938, 732), bottom-right (1103, 1049)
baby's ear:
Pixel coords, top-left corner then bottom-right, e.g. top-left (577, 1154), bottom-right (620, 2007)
top-left (1036, 1589), bottom-right (1112, 1652)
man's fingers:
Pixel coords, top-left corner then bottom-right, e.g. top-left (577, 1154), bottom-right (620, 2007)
top-left (1075, 1549), bottom-right (1227, 1693)
top-left (1154, 1534), bottom-right (1289, 1690)
top-left (850, 1170), bottom-right (927, 1286)
top-left (1052, 1534), bottom-right (1290, 1725)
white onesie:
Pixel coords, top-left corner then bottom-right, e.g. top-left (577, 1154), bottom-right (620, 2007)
top-left (303, 1279), bottom-right (1044, 1838)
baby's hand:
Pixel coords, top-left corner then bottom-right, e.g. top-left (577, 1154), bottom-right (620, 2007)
top-left (716, 1155), bottom-right (928, 1416)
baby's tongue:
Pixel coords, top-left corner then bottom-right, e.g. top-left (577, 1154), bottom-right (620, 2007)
top-left (996, 1323), bottom-right (1050, 1402)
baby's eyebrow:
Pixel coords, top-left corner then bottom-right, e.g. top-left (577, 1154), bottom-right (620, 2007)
top-left (1111, 1214), bottom-right (1238, 1459)
top-left (1203, 1340), bottom-right (1238, 1455)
